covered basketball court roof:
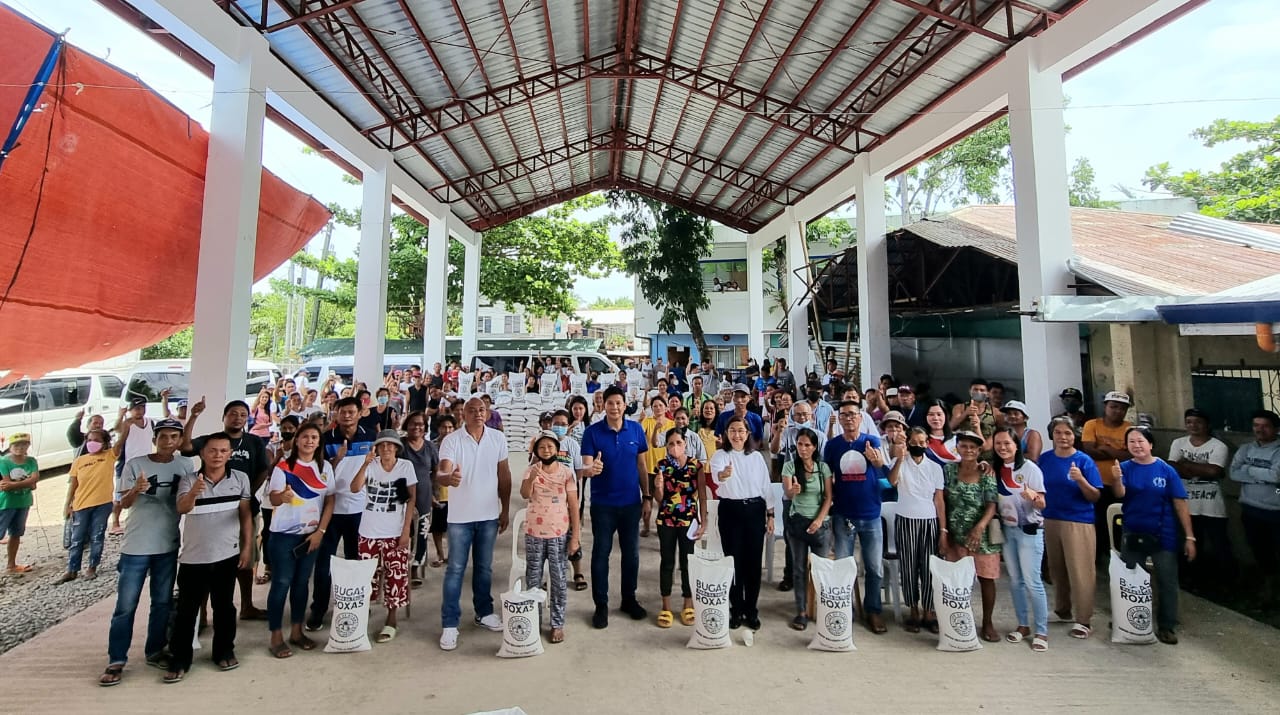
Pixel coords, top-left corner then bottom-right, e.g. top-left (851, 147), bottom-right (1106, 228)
top-left (108, 0), bottom-right (1203, 425)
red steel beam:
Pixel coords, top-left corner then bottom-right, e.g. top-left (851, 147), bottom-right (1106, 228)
top-left (265, 0), bottom-right (372, 32)
top-left (888, 0), bottom-right (1014, 43)
top-left (528, 0), bottom-right (574, 190)
top-left (632, 0), bottom-right (687, 186)
top-left (610, 0), bottom-right (643, 185)
top-left (583, 0), bottom-right (596, 180)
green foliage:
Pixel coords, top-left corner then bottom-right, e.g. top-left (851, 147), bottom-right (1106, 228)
top-left (609, 190), bottom-right (714, 357)
top-left (141, 327), bottom-right (193, 359)
top-left (1143, 116), bottom-right (1280, 224)
top-left (581, 296), bottom-right (635, 309)
top-left (1068, 157), bottom-right (1117, 209)
top-left (895, 117), bottom-right (1011, 221)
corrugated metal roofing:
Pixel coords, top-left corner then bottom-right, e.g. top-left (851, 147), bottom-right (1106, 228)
top-left (902, 205), bottom-right (1280, 296)
top-left (216, 0), bottom-right (1081, 231)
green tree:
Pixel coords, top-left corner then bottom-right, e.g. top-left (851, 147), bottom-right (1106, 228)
top-left (1068, 157), bottom-right (1116, 209)
top-left (894, 116), bottom-right (1011, 222)
top-left (1143, 116), bottom-right (1280, 224)
top-left (580, 296), bottom-right (635, 309)
top-left (141, 327), bottom-right (193, 359)
top-left (609, 191), bottom-right (715, 358)
top-left (763, 216), bottom-right (854, 314)
top-left (281, 195), bottom-right (622, 338)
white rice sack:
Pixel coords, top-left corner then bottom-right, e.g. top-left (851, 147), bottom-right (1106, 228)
top-left (524, 392), bottom-right (544, 407)
top-left (495, 392), bottom-right (514, 407)
top-left (569, 374), bottom-right (587, 395)
top-left (325, 556), bottom-right (379, 653)
top-left (540, 374), bottom-right (558, 398)
top-left (458, 372), bottom-right (474, 395)
top-left (497, 579), bottom-right (547, 658)
top-left (808, 554), bottom-right (858, 652)
top-left (597, 373), bottom-right (616, 387)
top-left (626, 368), bottom-right (644, 390)
top-left (1110, 551), bottom-right (1157, 644)
top-left (687, 554), bottom-right (735, 649)
top-left (487, 376), bottom-right (505, 394)
top-left (929, 555), bottom-right (981, 652)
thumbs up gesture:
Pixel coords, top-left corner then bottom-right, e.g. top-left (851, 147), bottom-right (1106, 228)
top-left (590, 458), bottom-right (604, 477)
top-left (1110, 461), bottom-right (1123, 483)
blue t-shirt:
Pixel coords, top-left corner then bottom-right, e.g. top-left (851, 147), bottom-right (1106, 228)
top-left (823, 433), bottom-right (884, 521)
top-left (1121, 459), bottom-right (1188, 551)
top-left (1039, 450), bottom-right (1102, 524)
top-left (713, 409), bottom-right (764, 442)
top-left (580, 418), bottom-right (648, 507)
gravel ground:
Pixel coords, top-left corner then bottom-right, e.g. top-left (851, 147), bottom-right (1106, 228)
top-left (0, 469), bottom-right (125, 654)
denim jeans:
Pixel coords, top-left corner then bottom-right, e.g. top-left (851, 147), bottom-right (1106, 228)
top-left (68, 503), bottom-right (113, 573)
top-left (1003, 525), bottom-right (1048, 635)
top-left (832, 516), bottom-right (883, 614)
top-left (786, 513), bottom-right (831, 616)
top-left (107, 551), bottom-right (178, 664)
top-left (440, 519), bottom-right (499, 628)
top-left (590, 502), bottom-right (641, 609)
top-left (309, 512), bottom-right (361, 624)
top-left (267, 532), bottom-right (321, 632)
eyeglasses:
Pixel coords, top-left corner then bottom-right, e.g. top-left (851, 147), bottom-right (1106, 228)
top-left (838, 411), bottom-right (860, 418)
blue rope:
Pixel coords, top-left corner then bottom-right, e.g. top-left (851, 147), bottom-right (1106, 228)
top-left (0, 34), bottom-right (64, 174)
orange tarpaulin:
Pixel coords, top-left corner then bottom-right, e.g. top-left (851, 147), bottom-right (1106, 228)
top-left (0, 6), bottom-right (331, 378)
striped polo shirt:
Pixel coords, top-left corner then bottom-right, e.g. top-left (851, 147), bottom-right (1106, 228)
top-left (177, 468), bottom-right (250, 564)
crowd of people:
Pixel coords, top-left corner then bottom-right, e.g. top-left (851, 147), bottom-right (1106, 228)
top-left (0, 355), bottom-right (1278, 685)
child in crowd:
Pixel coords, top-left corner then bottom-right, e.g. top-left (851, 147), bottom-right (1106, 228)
top-left (520, 431), bottom-right (581, 644)
top-left (0, 432), bottom-right (38, 574)
top-left (653, 429), bottom-right (704, 628)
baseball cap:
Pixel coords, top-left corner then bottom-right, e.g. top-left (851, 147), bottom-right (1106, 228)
top-left (732, 383), bottom-right (751, 395)
top-left (1184, 407), bottom-right (1210, 421)
top-left (7, 431), bottom-right (31, 444)
top-left (953, 430), bottom-right (984, 446)
top-left (539, 410), bottom-right (555, 422)
top-left (1059, 387), bottom-right (1083, 400)
top-left (885, 387), bottom-right (899, 397)
top-left (1103, 390), bottom-right (1131, 406)
top-left (533, 429), bottom-right (560, 448)
top-left (880, 410), bottom-right (908, 428)
top-left (1002, 400), bottom-right (1029, 416)
top-left (373, 429), bottom-right (403, 448)
top-left (897, 385), bottom-right (913, 394)
top-left (153, 418), bottom-right (184, 434)
top-left (129, 396), bottom-right (147, 408)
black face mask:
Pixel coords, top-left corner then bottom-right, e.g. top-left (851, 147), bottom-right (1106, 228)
top-left (907, 445), bottom-right (928, 458)
top-left (538, 456), bottom-right (558, 466)
top-left (280, 432), bottom-right (296, 442)
top-left (806, 391), bottom-right (821, 402)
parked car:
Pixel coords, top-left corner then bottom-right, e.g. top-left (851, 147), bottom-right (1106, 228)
top-left (0, 369), bottom-right (128, 469)
top-left (120, 359), bottom-right (281, 420)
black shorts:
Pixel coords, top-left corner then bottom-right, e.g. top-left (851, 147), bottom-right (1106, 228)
top-left (430, 502), bottom-right (449, 534)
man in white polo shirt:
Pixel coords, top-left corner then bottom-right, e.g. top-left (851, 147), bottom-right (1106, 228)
top-left (436, 396), bottom-right (512, 651)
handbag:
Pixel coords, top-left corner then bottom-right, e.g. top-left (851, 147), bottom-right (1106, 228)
top-left (986, 518), bottom-right (1004, 546)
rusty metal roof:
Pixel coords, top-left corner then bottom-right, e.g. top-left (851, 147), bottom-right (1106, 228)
top-left (210, 0), bottom-right (1078, 231)
top-left (905, 205), bottom-right (1280, 296)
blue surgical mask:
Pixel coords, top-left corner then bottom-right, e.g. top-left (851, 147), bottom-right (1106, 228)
top-left (377, 396), bottom-right (389, 406)
top-left (550, 425), bottom-right (568, 438)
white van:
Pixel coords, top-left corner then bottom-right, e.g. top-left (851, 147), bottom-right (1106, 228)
top-left (297, 355), bottom-right (426, 390)
top-left (469, 349), bottom-right (619, 377)
top-left (120, 359), bottom-right (281, 419)
top-left (0, 369), bottom-right (128, 469)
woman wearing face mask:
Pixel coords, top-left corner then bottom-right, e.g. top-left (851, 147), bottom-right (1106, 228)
top-left (653, 429), bottom-right (705, 629)
top-left (57, 429), bottom-right (120, 583)
top-left (1039, 417), bottom-right (1102, 640)
top-left (256, 416), bottom-right (300, 585)
top-left (925, 402), bottom-right (960, 466)
top-left (886, 427), bottom-right (945, 634)
top-left (1111, 426), bottom-right (1195, 645)
top-left (521, 431), bottom-right (581, 643)
top-left (709, 416), bottom-right (777, 630)
top-left (1001, 401), bottom-right (1043, 464)
top-left (781, 429), bottom-right (833, 630)
top-left (992, 428), bottom-right (1049, 651)
top-left (370, 387), bottom-right (400, 431)
top-left (942, 431), bottom-right (1001, 643)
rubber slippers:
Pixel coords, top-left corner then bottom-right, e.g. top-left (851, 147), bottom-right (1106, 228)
top-left (656, 610), bottom-right (674, 628)
top-left (99, 665), bottom-right (124, 687)
top-left (573, 574), bottom-right (588, 591)
top-left (289, 635), bottom-right (317, 651)
top-left (681, 607), bottom-right (696, 626)
top-left (269, 642), bottom-right (293, 659)
top-left (376, 626), bottom-right (397, 643)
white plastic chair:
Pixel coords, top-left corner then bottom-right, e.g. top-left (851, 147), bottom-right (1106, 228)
top-left (694, 500), bottom-right (723, 560)
top-left (508, 508), bottom-right (528, 592)
top-left (764, 483), bottom-right (786, 583)
top-left (879, 501), bottom-right (903, 623)
top-left (1106, 502), bottom-right (1123, 554)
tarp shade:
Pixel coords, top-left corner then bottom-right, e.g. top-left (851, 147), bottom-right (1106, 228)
top-left (0, 7), bottom-right (331, 379)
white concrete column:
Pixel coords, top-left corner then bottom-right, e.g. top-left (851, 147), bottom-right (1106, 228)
top-left (422, 213), bottom-right (450, 366)
top-left (461, 236), bottom-right (481, 364)
top-left (189, 28), bottom-right (268, 409)
top-left (746, 241), bottom-right (766, 363)
top-left (353, 153), bottom-right (392, 385)
top-left (1008, 38), bottom-right (1082, 427)
top-left (784, 209), bottom-right (809, 375)
top-left (854, 154), bottom-right (889, 391)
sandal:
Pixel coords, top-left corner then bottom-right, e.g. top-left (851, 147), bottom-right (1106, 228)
top-left (218, 658), bottom-right (240, 671)
top-left (269, 641), bottom-right (293, 659)
top-left (6, 564), bottom-right (33, 574)
top-left (550, 628), bottom-right (565, 644)
top-left (376, 625), bottom-right (397, 643)
top-left (289, 635), bottom-right (317, 651)
top-left (1006, 629), bottom-right (1027, 644)
top-left (656, 610), bottom-right (674, 628)
top-left (99, 664), bottom-right (124, 687)
top-left (1031, 635), bottom-right (1049, 652)
top-left (981, 626), bottom-right (1000, 643)
top-left (640, 525), bottom-right (651, 538)
top-left (680, 607), bottom-right (696, 626)
top-left (573, 574), bottom-right (588, 591)
top-left (430, 559), bottom-right (445, 568)
top-left (1069, 623), bottom-right (1092, 639)
top-left (254, 574), bottom-right (270, 585)
top-left (904, 618), bottom-right (921, 634)
top-left (162, 670), bottom-right (185, 684)
top-left (790, 615), bottom-right (808, 631)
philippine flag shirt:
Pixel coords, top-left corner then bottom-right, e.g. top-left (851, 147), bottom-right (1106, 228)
top-left (269, 458), bottom-right (333, 535)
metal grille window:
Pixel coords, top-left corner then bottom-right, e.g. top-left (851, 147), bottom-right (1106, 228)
top-left (1190, 367), bottom-right (1280, 433)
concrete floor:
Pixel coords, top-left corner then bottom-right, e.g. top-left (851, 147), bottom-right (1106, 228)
top-left (2, 479), bottom-right (1278, 715)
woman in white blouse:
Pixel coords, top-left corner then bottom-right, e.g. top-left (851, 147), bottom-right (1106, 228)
top-left (709, 416), bottom-right (777, 631)
top-left (887, 426), bottom-right (946, 635)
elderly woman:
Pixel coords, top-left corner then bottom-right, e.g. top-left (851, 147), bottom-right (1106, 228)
top-left (1111, 426), bottom-right (1195, 645)
top-left (1039, 417), bottom-right (1103, 640)
top-left (350, 429), bottom-right (418, 643)
top-left (942, 430), bottom-right (1001, 643)
top-left (992, 428), bottom-right (1048, 652)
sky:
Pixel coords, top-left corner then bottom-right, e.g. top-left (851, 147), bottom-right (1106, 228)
top-left (6, 0), bottom-right (1280, 303)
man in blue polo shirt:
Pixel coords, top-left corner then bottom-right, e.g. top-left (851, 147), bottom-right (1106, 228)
top-left (580, 386), bottom-right (651, 629)
top-left (823, 400), bottom-right (890, 634)
top-left (714, 384), bottom-right (765, 442)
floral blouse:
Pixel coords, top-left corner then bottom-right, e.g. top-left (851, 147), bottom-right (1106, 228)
top-left (656, 456), bottom-right (701, 528)
top-left (943, 464), bottom-right (1001, 555)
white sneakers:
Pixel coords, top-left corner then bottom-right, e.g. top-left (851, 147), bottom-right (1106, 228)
top-left (439, 627), bottom-right (459, 651)
top-left (475, 614), bottom-right (503, 632)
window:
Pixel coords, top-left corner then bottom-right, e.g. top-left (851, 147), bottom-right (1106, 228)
top-left (701, 260), bottom-right (748, 292)
top-left (246, 371), bottom-right (274, 397)
top-left (578, 356), bottom-right (614, 375)
top-left (504, 315), bottom-right (523, 334)
top-left (479, 316), bottom-right (492, 334)
top-left (127, 372), bottom-right (189, 402)
top-left (99, 374), bottom-right (124, 399)
top-left (0, 380), bottom-right (35, 415)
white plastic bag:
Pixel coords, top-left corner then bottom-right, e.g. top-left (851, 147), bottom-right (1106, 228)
top-left (498, 579), bottom-right (547, 658)
top-left (808, 554), bottom-right (857, 652)
top-left (687, 554), bottom-right (735, 649)
top-left (929, 555), bottom-right (981, 652)
top-left (1109, 551), bottom-right (1157, 644)
top-left (324, 556), bottom-right (378, 653)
